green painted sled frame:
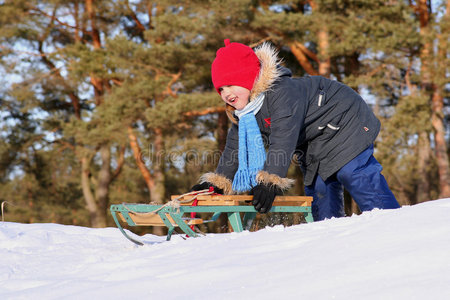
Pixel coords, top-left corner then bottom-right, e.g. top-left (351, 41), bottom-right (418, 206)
top-left (110, 196), bottom-right (313, 245)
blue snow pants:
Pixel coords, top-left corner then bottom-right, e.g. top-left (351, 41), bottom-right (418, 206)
top-left (305, 145), bottom-right (400, 221)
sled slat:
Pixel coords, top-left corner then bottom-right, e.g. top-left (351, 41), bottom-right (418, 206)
top-left (171, 195), bottom-right (312, 206)
top-left (118, 212), bottom-right (203, 226)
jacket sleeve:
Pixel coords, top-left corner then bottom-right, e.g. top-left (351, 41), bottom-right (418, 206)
top-left (256, 81), bottom-right (308, 191)
top-left (198, 122), bottom-right (239, 195)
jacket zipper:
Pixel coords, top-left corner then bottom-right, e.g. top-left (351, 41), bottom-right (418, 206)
top-left (318, 91), bottom-right (325, 106)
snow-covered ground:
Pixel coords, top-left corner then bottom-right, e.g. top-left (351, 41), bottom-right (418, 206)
top-left (1, 199), bottom-right (450, 300)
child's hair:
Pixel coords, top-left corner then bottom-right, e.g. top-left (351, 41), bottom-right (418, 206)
top-left (225, 103), bottom-right (238, 124)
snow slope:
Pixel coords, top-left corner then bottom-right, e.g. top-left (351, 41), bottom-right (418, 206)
top-left (1, 199), bottom-right (450, 300)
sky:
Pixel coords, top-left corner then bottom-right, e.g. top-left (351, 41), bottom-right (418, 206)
top-left (1, 197), bottom-right (450, 299)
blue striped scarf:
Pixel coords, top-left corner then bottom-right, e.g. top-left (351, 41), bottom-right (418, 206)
top-left (232, 94), bottom-right (266, 192)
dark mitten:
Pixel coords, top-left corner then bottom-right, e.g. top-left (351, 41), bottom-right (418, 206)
top-left (190, 182), bottom-right (224, 194)
top-left (250, 184), bottom-right (282, 213)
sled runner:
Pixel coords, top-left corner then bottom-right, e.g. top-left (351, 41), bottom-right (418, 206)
top-left (110, 193), bottom-right (313, 245)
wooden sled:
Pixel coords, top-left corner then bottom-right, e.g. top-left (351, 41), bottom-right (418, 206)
top-left (110, 195), bottom-right (313, 245)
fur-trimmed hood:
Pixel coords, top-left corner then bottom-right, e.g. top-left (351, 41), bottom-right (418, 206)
top-left (250, 43), bottom-right (284, 101)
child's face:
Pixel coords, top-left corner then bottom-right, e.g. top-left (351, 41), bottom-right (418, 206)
top-left (219, 85), bottom-right (250, 110)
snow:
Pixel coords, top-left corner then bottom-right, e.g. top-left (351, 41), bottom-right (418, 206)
top-left (1, 199), bottom-right (450, 300)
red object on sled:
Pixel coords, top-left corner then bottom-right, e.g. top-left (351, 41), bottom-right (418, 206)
top-left (189, 186), bottom-right (216, 231)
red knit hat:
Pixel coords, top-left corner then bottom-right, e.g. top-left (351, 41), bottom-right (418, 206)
top-left (211, 39), bottom-right (261, 94)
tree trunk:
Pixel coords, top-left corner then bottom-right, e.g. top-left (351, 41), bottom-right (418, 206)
top-left (431, 88), bottom-right (450, 198)
top-left (416, 131), bottom-right (431, 203)
top-left (81, 155), bottom-right (101, 227)
top-left (431, 2), bottom-right (450, 198)
top-left (217, 111), bottom-right (228, 152)
top-left (414, 0), bottom-right (433, 203)
top-left (150, 128), bottom-right (165, 204)
top-left (345, 53), bottom-right (361, 91)
top-left (308, 0), bottom-right (330, 77)
top-left (94, 145), bottom-right (111, 227)
top-left (86, 0), bottom-right (101, 49)
top-left (128, 126), bottom-right (154, 200)
top-left (151, 127), bottom-right (165, 235)
top-left (82, 0), bottom-right (111, 227)
top-left (317, 28), bottom-right (330, 77)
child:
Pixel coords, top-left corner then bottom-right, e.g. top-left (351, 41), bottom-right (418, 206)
top-left (191, 39), bottom-right (400, 221)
